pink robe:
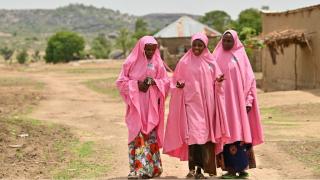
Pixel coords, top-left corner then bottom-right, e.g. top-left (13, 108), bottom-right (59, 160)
top-left (163, 33), bottom-right (230, 161)
top-left (212, 30), bottom-right (264, 146)
top-left (116, 36), bottom-right (169, 147)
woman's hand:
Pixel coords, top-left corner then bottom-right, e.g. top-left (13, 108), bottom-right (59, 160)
top-left (246, 106), bottom-right (252, 113)
top-left (216, 74), bottom-right (225, 82)
top-left (144, 77), bottom-right (156, 86)
top-left (176, 81), bottom-right (185, 89)
top-left (138, 80), bottom-right (149, 92)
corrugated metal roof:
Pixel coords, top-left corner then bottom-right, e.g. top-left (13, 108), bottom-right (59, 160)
top-left (154, 16), bottom-right (221, 38)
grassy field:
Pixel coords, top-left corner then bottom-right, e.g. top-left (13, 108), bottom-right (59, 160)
top-left (83, 77), bottom-right (119, 99)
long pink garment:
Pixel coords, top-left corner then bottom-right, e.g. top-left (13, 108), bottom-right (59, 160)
top-left (212, 30), bottom-right (264, 146)
top-left (116, 36), bottom-right (169, 148)
top-left (163, 33), bottom-right (230, 161)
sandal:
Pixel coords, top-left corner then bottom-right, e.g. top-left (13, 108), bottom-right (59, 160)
top-left (186, 170), bottom-right (196, 178)
top-left (237, 171), bottom-right (249, 179)
top-left (195, 173), bottom-right (206, 179)
top-left (127, 172), bottom-right (138, 179)
top-left (141, 174), bottom-right (152, 179)
top-left (153, 172), bottom-right (161, 178)
top-left (221, 172), bottom-right (237, 179)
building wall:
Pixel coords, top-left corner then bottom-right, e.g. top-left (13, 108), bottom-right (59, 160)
top-left (262, 6), bottom-right (320, 91)
top-left (251, 49), bottom-right (262, 72)
top-left (156, 37), bottom-right (218, 54)
top-left (156, 37), bottom-right (190, 54)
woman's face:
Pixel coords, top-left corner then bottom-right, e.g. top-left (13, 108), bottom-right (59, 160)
top-left (144, 44), bottom-right (157, 59)
top-left (222, 32), bottom-right (234, 51)
top-left (192, 39), bottom-right (205, 56)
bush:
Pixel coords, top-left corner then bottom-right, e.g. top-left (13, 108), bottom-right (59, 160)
top-left (0, 46), bottom-right (14, 61)
top-left (16, 50), bottom-right (28, 64)
top-left (45, 31), bottom-right (85, 63)
top-left (31, 50), bottom-right (41, 62)
top-left (90, 34), bottom-right (111, 59)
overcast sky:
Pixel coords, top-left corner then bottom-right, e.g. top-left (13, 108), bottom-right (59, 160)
top-left (0, 0), bottom-right (319, 19)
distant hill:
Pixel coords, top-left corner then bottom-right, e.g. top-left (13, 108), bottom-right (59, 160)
top-left (0, 4), bottom-right (200, 36)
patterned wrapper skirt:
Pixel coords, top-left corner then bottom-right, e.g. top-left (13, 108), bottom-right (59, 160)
top-left (188, 142), bottom-right (217, 175)
top-left (128, 130), bottom-right (162, 178)
top-left (217, 141), bottom-right (256, 173)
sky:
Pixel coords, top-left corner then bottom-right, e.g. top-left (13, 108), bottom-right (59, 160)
top-left (0, 0), bottom-right (319, 19)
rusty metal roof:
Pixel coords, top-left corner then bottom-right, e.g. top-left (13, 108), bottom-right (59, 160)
top-left (154, 16), bottom-right (221, 38)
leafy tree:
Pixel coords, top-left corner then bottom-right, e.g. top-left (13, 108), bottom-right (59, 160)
top-left (200, 10), bottom-right (233, 33)
top-left (133, 18), bottom-right (150, 39)
top-left (91, 33), bottom-right (112, 59)
top-left (116, 28), bottom-right (135, 56)
top-left (237, 8), bottom-right (262, 35)
top-left (45, 31), bottom-right (85, 63)
top-left (239, 27), bottom-right (256, 41)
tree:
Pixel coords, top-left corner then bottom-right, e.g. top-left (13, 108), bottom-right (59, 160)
top-left (238, 8), bottom-right (262, 35)
top-left (116, 28), bottom-right (135, 56)
top-left (16, 49), bottom-right (28, 64)
top-left (239, 27), bottom-right (256, 41)
top-left (0, 46), bottom-right (14, 62)
top-left (31, 50), bottom-right (41, 62)
top-left (200, 10), bottom-right (233, 33)
top-left (135, 18), bottom-right (148, 33)
top-left (90, 33), bottom-right (112, 59)
top-left (239, 27), bottom-right (264, 62)
top-left (45, 31), bottom-right (85, 63)
top-left (133, 18), bottom-right (150, 39)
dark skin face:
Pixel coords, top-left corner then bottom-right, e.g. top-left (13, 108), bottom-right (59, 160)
top-left (144, 44), bottom-right (157, 60)
top-left (192, 39), bottom-right (205, 56)
top-left (222, 32), bottom-right (235, 51)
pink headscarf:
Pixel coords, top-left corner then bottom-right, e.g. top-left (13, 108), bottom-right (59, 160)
top-left (163, 33), bottom-right (230, 160)
top-left (116, 36), bottom-right (169, 147)
top-left (212, 30), bottom-right (264, 146)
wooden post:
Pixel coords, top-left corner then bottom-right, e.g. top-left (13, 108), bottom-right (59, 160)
top-left (294, 44), bottom-right (298, 90)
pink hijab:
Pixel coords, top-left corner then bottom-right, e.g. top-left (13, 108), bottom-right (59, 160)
top-left (163, 33), bottom-right (230, 161)
top-left (116, 36), bottom-right (169, 147)
top-left (212, 30), bottom-right (264, 146)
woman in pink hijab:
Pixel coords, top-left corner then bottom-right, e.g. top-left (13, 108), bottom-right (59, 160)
top-left (163, 33), bottom-right (229, 179)
top-left (116, 36), bottom-right (169, 179)
top-left (212, 30), bottom-right (264, 179)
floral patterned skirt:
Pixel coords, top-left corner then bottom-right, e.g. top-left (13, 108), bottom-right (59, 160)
top-left (128, 130), bottom-right (162, 178)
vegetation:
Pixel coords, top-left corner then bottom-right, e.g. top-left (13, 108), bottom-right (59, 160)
top-left (83, 77), bottom-right (119, 99)
top-left (116, 28), bottom-right (135, 56)
top-left (133, 18), bottom-right (150, 39)
top-left (45, 31), bottom-right (85, 63)
top-left (0, 46), bottom-right (14, 62)
top-left (31, 50), bottom-right (41, 62)
top-left (200, 10), bottom-right (233, 33)
top-left (16, 49), bottom-right (28, 64)
top-left (90, 34), bottom-right (112, 59)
